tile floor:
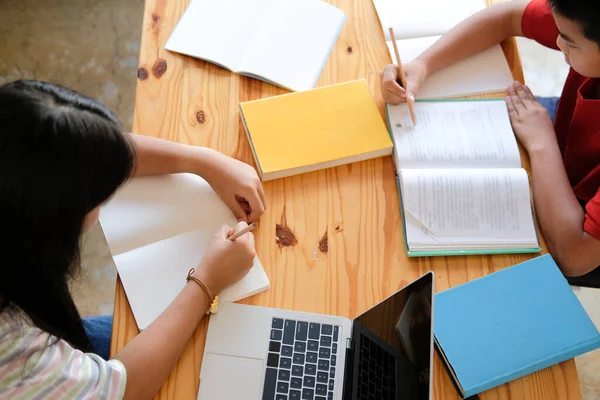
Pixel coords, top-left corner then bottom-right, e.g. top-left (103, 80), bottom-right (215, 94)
top-left (0, 1), bottom-right (598, 398)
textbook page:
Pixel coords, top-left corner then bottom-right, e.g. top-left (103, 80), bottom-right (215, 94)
top-left (165, 0), bottom-right (273, 71)
top-left (389, 100), bottom-right (521, 169)
top-left (387, 36), bottom-right (514, 99)
top-left (374, 0), bottom-right (485, 40)
top-left (399, 168), bottom-right (538, 249)
top-left (238, 0), bottom-right (345, 91)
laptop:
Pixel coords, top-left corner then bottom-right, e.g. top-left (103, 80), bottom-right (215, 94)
top-left (197, 272), bottom-right (434, 400)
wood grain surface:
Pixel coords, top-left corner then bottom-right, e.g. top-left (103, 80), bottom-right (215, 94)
top-left (110, 0), bottom-right (581, 398)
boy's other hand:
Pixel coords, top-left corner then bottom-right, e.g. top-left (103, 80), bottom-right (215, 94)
top-left (505, 81), bottom-right (557, 153)
top-left (379, 60), bottom-right (428, 105)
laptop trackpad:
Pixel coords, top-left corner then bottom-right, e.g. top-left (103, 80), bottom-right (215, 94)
top-left (197, 353), bottom-right (264, 400)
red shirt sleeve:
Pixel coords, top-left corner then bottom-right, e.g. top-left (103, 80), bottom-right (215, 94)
top-left (584, 189), bottom-right (600, 241)
top-left (521, 0), bottom-right (560, 50)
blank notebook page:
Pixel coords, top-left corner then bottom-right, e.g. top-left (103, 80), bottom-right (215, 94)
top-left (239, 0), bottom-right (346, 91)
top-left (165, 0), bottom-right (273, 70)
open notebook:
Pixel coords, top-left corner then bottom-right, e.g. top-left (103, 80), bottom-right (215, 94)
top-left (387, 100), bottom-right (540, 256)
top-left (99, 173), bottom-right (270, 330)
top-left (373, 0), bottom-right (514, 99)
top-left (165, 0), bottom-right (346, 92)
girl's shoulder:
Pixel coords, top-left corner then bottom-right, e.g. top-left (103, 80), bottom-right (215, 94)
top-left (0, 306), bottom-right (127, 400)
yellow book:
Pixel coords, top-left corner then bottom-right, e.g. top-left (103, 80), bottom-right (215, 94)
top-left (239, 79), bottom-right (393, 181)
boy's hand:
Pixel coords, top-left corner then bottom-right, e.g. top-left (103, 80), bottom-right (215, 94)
top-left (505, 81), bottom-right (557, 153)
top-left (379, 60), bottom-right (428, 105)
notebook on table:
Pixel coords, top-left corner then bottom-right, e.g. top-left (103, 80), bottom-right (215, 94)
top-left (239, 79), bottom-right (394, 181)
top-left (99, 173), bottom-right (270, 330)
top-left (387, 99), bottom-right (541, 256)
top-left (372, 0), bottom-right (514, 99)
top-left (434, 254), bottom-right (600, 398)
top-left (165, 0), bottom-right (346, 92)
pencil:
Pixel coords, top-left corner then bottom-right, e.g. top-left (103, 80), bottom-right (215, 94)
top-left (228, 222), bottom-right (257, 241)
top-left (389, 27), bottom-right (417, 125)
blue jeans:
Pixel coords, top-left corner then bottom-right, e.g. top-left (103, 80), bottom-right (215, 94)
top-left (536, 96), bottom-right (560, 123)
top-left (83, 315), bottom-right (113, 360)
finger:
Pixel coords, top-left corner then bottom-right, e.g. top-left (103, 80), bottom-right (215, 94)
top-left (220, 224), bottom-right (235, 238)
top-left (514, 82), bottom-right (533, 107)
top-left (518, 83), bottom-right (536, 104)
top-left (229, 197), bottom-right (249, 223)
top-left (383, 80), bottom-right (405, 98)
top-left (234, 220), bottom-right (249, 233)
top-left (382, 67), bottom-right (404, 96)
top-left (257, 183), bottom-right (267, 213)
top-left (405, 79), bottom-right (419, 102)
top-left (246, 232), bottom-right (255, 250)
top-left (384, 86), bottom-right (407, 104)
top-left (507, 84), bottom-right (525, 115)
top-left (244, 190), bottom-right (266, 222)
top-left (505, 95), bottom-right (517, 117)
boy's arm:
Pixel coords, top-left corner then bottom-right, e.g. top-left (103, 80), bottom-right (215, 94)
top-left (382, 1), bottom-right (529, 103)
top-left (418, 1), bottom-right (527, 76)
top-left (129, 133), bottom-right (266, 222)
top-left (507, 83), bottom-right (600, 276)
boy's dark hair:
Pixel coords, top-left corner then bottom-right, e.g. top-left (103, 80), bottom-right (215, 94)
top-left (547, 0), bottom-right (600, 48)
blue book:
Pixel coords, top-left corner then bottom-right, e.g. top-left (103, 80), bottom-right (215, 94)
top-left (434, 254), bottom-right (600, 398)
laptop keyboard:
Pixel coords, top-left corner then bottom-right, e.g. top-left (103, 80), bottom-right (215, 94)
top-left (263, 318), bottom-right (339, 400)
top-left (356, 335), bottom-right (397, 400)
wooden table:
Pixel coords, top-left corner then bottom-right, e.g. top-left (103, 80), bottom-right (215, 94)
top-left (111, 0), bottom-right (582, 398)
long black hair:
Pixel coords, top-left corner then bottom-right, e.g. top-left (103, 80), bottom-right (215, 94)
top-left (0, 80), bottom-right (135, 352)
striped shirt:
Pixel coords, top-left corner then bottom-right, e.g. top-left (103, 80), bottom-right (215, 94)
top-left (0, 307), bottom-right (126, 399)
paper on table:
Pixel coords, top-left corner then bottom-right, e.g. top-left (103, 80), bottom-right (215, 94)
top-left (238, 0), bottom-right (346, 91)
top-left (114, 230), bottom-right (267, 330)
top-left (165, 0), bottom-right (345, 91)
top-left (374, 0), bottom-right (485, 40)
top-left (389, 100), bottom-right (521, 170)
top-left (387, 36), bottom-right (514, 99)
top-left (100, 173), bottom-right (270, 330)
top-left (165, 0), bottom-right (272, 71)
top-left (100, 173), bottom-right (233, 256)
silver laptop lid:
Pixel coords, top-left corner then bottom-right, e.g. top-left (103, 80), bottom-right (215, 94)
top-left (343, 272), bottom-right (434, 400)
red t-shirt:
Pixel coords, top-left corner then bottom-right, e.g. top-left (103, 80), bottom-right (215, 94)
top-left (522, 0), bottom-right (600, 240)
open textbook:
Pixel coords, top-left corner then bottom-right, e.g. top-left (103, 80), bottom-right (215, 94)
top-left (373, 0), bottom-right (514, 99)
top-left (99, 173), bottom-right (270, 330)
top-left (387, 100), bottom-right (540, 256)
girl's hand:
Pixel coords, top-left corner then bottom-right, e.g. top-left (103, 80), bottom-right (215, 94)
top-left (199, 149), bottom-right (266, 222)
top-left (379, 59), bottom-right (428, 105)
top-left (193, 222), bottom-right (256, 296)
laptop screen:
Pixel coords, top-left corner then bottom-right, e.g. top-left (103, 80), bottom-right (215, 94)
top-left (348, 273), bottom-right (433, 400)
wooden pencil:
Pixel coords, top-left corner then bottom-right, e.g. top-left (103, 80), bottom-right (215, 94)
top-left (228, 222), bottom-right (257, 241)
top-left (389, 27), bottom-right (417, 125)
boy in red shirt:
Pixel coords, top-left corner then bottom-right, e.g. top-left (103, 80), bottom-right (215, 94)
top-left (380, 0), bottom-right (600, 284)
